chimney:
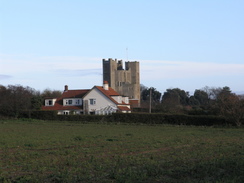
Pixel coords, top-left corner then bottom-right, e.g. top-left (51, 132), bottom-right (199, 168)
top-left (103, 81), bottom-right (109, 90)
top-left (64, 85), bottom-right (68, 91)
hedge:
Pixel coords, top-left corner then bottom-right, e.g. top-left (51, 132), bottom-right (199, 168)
top-left (18, 110), bottom-right (108, 123)
top-left (15, 110), bottom-right (230, 126)
top-left (110, 113), bottom-right (227, 126)
top-left (19, 110), bottom-right (58, 120)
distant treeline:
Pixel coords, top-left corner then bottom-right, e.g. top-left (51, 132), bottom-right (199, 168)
top-left (0, 84), bottom-right (61, 118)
top-left (140, 85), bottom-right (244, 126)
top-left (0, 84), bottom-right (244, 126)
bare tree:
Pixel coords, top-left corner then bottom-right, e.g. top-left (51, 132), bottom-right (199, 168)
top-left (217, 93), bottom-right (244, 126)
top-left (41, 88), bottom-right (62, 98)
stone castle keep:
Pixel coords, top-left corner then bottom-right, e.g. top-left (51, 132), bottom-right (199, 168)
top-left (102, 58), bottom-right (140, 103)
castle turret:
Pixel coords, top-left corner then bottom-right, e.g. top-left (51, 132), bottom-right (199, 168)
top-left (102, 58), bottom-right (140, 104)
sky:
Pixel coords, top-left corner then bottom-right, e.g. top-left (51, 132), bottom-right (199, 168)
top-left (0, 0), bottom-right (244, 95)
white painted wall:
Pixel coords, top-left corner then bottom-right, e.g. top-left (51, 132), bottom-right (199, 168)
top-left (83, 87), bottom-right (117, 113)
top-left (111, 96), bottom-right (122, 103)
top-left (111, 96), bottom-right (129, 104)
top-left (122, 97), bottom-right (129, 104)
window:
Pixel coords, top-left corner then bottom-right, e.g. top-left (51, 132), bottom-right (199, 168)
top-left (66, 100), bottom-right (73, 105)
top-left (76, 100), bottom-right (80, 105)
top-left (89, 99), bottom-right (96, 105)
top-left (48, 100), bottom-right (53, 106)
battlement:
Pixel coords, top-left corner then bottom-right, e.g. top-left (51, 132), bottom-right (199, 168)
top-left (102, 58), bottom-right (139, 71)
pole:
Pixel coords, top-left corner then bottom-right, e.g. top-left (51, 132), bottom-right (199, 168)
top-left (149, 88), bottom-right (152, 113)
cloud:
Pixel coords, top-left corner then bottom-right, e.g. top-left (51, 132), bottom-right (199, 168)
top-left (0, 74), bottom-right (12, 80)
top-left (0, 54), bottom-right (102, 75)
top-left (140, 60), bottom-right (244, 80)
top-left (1, 54), bottom-right (243, 92)
top-left (55, 69), bottom-right (102, 77)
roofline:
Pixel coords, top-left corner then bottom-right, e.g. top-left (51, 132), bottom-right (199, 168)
top-left (93, 86), bottom-right (118, 105)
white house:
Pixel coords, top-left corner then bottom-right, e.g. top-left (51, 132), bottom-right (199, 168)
top-left (42, 82), bottom-right (131, 115)
top-left (83, 81), bottom-right (131, 115)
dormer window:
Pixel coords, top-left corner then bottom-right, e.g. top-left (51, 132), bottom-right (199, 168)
top-left (45, 99), bottom-right (56, 106)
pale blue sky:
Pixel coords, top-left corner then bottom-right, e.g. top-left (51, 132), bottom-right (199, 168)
top-left (0, 0), bottom-right (244, 94)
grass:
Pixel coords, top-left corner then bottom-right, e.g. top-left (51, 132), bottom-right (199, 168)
top-left (0, 119), bottom-right (243, 182)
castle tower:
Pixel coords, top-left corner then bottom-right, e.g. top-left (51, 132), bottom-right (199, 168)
top-left (102, 58), bottom-right (140, 104)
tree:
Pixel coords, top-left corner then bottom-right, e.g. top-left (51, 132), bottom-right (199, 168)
top-left (162, 88), bottom-right (189, 106)
top-left (217, 93), bottom-right (244, 126)
top-left (141, 87), bottom-right (161, 103)
top-left (188, 96), bottom-right (200, 106)
top-left (140, 84), bottom-right (147, 93)
top-left (202, 86), bottom-right (223, 100)
top-left (0, 85), bottom-right (37, 117)
top-left (193, 89), bottom-right (208, 106)
top-left (201, 86), bottom-right (244, 126)
top-left (140, 86), bottom-right (162, 110)
top-left (0, 85), bottom-right (8, 115)
top-left (161, 88), bottom-right (190, 113)
top-left (41, 89), bottom-right (62, 98)
top-left (31, 95), bottom-right (43, 110)
top-left (217, 86), bottom-right (232, 100)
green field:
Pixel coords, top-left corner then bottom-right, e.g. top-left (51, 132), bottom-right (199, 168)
top-left (0, 119), bottom-right (243, 183)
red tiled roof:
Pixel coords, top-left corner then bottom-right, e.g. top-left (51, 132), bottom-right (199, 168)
top-left (42, 89), bottom-right (90, 111)
top-left (94, 86), bottom-right (130, 105)
top-left (95, 86), bottom-right (119, 96)
top-left (94, 86), bottom-right (131, 111)
top-left (62, 89), bottom-right (90, 98)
